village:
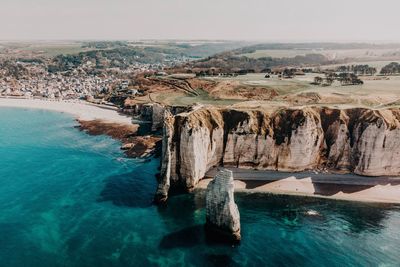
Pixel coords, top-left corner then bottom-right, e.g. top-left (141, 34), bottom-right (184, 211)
top-left (0, 60), bottom-right (149, 101)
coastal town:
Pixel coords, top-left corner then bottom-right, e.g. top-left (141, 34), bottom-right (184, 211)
top-left (0, 59), bottom-right (162, 100)
top-left (0, 41), bottom-right (195, 101)
top-left (1, 71), bottom-right (116, 100)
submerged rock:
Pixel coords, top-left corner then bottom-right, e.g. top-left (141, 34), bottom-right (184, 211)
top-left (205, 168), bottom-right (241, 242)
top-left (121, 143), bottom-right (134, 150)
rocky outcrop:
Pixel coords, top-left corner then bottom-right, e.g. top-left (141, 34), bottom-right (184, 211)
top-left (151, 103), bottom-right (165, 131)
top-left (205, 168), bottom-right (241, 242)
top-left (123, 103), bottom-right (191, 132)
top-left (122, 103), bottom-right (164, 132)
top-left (157, 106), bottom-right (400, 200)
top-left (155, 110), bottom-right (175, 203)
top-left (77, 119), bottom-right (161, 158)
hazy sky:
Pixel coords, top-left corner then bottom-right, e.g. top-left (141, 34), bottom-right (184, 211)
top-left (1, 0), bottom-right (400, 41)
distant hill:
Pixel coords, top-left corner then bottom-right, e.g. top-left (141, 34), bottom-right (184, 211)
top-left (183, 52), bottom-right (332, 72)
top-left (46, 41), bottom-right (252, 72)
top-left (232, 42), bottom-right (400, 55)
top-left (180, 42), bottom-right (400, 73)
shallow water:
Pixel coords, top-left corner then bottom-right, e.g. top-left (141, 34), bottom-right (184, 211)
top-left (0, 107), bottom-right (399, 267)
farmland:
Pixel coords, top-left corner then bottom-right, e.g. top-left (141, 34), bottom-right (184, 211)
top-left (239, 48), bottom-right (400, 62)
top-left (146, 71), bottom-right (400, 109)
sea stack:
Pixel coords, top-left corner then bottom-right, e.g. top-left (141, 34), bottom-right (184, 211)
top-left (205, 168), bottom-right (241, 242)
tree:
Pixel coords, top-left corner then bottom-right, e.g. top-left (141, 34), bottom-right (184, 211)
top-left (337, 65), bottom-right (348, 72)
top-left (314, 76), bottom-right (323, 85)
top-left (367, 67), bottom-right (377, 76)
top-left (380, 62), bottom-right (400, 75)
top-left (325, 77), bottom-right (334, 86)
top-left (282, 68), bottom-right (295, 78)
top-left (336, 64), bottom-right (377, 76)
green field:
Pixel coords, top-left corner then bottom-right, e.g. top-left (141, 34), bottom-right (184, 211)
top-left (204, 73), bottom-right (311, 95)
top-left (0, 41), bottom-right (94, 57)
top-left (240, 49), bottom-right (312, 58)
top-left (152, 88), bottom-right (242, 106)
top-left (24, 43), bottom-right (92, 57)
top-left (199, 72), bottom-right (400, 108)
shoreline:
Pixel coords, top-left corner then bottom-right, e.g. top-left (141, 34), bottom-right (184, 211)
top-left (0, 97), bottom-right (132, 124)
top-left (77, 119), bottom-right (161, 158)
top-left (0, 97), bottom-right (161, 158)
top-left (2, 97), bottom-right (400, 204)
top-left (197, 176), bottom-right (400, 204)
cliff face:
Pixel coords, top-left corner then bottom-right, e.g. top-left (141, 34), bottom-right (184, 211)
top-left (155, 106), bottom-right (400, 200)
top-left (206, 168), bottom-right (241, 242)
top-left (123, 103), bottom-right (191, 133)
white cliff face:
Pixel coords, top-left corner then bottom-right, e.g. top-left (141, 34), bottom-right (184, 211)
top-left (326, 122), bottom-right (351, 170)
top-left (352, 120), bottom-right (400, 176)
top-left (276, 115), bottom-right (324, 171)
top-left (179, 125), bottom-right (226, 188)
top-left (179, 125), bottom-right (211, 188)
top-left (223, 115), bottom-right (323, 171)
top-left (223, 118), bottom-right (259, 167)
top-left (157, 106), bottom-right (400, 200)
top-left (155, 110), bottom-right (174, 203)
top-left (205, 168), bottom-right (241, 241)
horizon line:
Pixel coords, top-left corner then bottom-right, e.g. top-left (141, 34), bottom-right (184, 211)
top-left (1, 38), bottom-right (400, 44)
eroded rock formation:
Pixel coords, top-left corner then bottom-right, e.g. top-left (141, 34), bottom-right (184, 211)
top-left (155, 110), bottom-right (175, 203)
top-left (123, 102), bottom-right (191, 133)
top-left (157, 106), bottom-right (400, 200)
top-left (77, 119), bottom-right (161, 158)
top-left (205, 168), bottom-right (241, 242)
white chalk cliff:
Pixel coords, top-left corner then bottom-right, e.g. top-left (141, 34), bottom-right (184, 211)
top-left (155, 106), bottom-right (400, 201)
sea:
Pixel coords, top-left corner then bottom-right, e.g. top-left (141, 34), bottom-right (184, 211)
top-left (0, 107), bottom-right (399, 267)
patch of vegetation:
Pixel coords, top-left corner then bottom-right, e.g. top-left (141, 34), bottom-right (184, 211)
top-left (173, 41), bottom-right (249, 58)
top-left (47, 47), bottom-right (168, 72)
top-left (186, 53), bottom-right (332, 73)
top-left (313, 72), bottom-right (363, 86)
top-left (380, 62), bottom-right (400, 75)
top-left (82, 41), bottom-right (128, 49)
top-left (336, 65), bottom-right (377, 76)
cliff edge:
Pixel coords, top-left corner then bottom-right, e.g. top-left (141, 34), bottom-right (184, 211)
top-left (155, 106), bottom-right (400, 202)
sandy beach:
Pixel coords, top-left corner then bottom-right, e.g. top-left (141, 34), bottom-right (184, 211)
top-left (0, 98), bottom-right (132, 124)
top-left (198, 172), bottom-right (400, 204)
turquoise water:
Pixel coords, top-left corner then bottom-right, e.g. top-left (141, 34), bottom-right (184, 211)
top-left (0, 107), bottom-right (399, 267)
